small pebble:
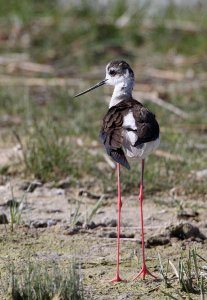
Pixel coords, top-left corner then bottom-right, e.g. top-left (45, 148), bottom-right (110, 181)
top-left (30, 220), bottom-right (48, 228)
top-left (146, 234), bottom-right (170, 248)
top-left (0, 213), bottom-right (8, 224)
top-left (47, 219), bottom-right (57, 227)
top-left (75, 221), bottom-right (83, 227)
top-left (64, 226), bottom-right (80, 235)
top-left (167, 223), bottom-right (206, 240)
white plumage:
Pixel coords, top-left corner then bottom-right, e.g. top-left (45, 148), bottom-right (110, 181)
top-left (123, 111), bottom-right (160, 159)
top-left (123, 110), bottom-right (137, 130)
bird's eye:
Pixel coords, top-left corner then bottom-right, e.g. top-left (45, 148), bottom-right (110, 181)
top-left (109, 70), bottom-right (116, 76)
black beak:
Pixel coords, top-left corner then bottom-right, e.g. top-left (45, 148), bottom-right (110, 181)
top-left (74, 79), bottom-right (107, 98)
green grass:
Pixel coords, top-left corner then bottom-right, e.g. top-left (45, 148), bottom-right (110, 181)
top-left (149, 3), bottom-right (207, 56)
top-left (2, 259), bottom-right (84, 300)
top-left (0, 82), bottom-right (206, 195)
top-left (8, 185), bottom-right (24, 232)
top-left (0, 0), bottom-right (147, 67)
top-left (0, 0), bottom-right (206, 197)
top-left (159, 248), bottom-right (207, 299)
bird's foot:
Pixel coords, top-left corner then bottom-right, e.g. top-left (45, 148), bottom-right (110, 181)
top-left (110, 274), bottom-right (127, 283)
top-left (133, 264), bottom-right (156, 281)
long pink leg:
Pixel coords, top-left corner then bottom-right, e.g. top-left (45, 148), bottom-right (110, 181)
top-left (133, 159), bottom-right (156, 280)
top-left (110, 163), bottom-right (126, 283)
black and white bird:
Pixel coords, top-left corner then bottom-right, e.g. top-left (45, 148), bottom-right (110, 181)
top-left (75, 60), bottom-right (160, 282)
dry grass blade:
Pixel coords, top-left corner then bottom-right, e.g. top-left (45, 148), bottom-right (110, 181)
top-left (158, 252), bottom-right (164, 279)
top-left (0, 75), bottom-right (84, 87)
top-left (146, 68), bottom-right (185, 81)
top-left (143, 19), bottom-right (205, 33)
top-left (169, 260), bottom-right (179, 278)
top-left (134, 91), bottom-right (189, 119)
top-left (200, 276), bottom-right (205, 300)
top-left (85, 195), bottom-right (104, 224)
top-left (196, 254), bottom-right (207, 264)
top-left (158, 253), bottom-right (170, 287)
top-left (154, 149), bottom-right (184, 161)
top-left (7, 61), bottom-right (55, 74)
top-left (192, 249), bottom-right (199, 284)
top-left (71, 202), bottom-right (81, 227)
top-left (161, 291), bottom-right (180, 300)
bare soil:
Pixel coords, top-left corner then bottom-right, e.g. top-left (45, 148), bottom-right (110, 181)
top-left (0, 146), bottom-right (207, 299)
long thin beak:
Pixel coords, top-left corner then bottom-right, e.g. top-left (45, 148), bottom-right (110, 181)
top-left (74, 79), bottom-right (107, 98)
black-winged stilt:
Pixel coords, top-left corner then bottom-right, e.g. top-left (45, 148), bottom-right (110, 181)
top-left (75, 60), bottom-right (160, 282)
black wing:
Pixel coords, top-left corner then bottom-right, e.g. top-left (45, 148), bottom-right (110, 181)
top-left (100, 107), bottom-right (130, 170)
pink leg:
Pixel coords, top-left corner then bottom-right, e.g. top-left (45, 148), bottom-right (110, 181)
top-left (110, 163), bottom-right (126, 283)
top-left (133, 160), bottom-right (156, 280)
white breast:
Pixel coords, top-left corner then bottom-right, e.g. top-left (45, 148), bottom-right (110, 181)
top-left (123, 110), bottom-right (137, 130)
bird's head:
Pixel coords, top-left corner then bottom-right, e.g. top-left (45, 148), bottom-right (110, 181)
top-left (74, 60), bottom-right (134, 98)
top-left (105, 60), bottom-right (134, 86)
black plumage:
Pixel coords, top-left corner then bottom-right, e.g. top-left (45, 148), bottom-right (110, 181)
top-left (100, 98), bottom-right (159, 169)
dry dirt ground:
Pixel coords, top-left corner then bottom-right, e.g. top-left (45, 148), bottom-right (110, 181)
top-left (0, 145), bottom-right (207, 299)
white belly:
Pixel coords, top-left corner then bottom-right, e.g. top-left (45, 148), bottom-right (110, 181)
top-left (123, 134), bottom-right (160, 159)
top-left (122, 109), bottom-right (160, 159)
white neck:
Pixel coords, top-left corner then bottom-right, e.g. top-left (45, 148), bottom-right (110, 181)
top-left (109, 80), bottom-right (133, 108)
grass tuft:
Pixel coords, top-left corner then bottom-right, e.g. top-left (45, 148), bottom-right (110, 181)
top-left (8, 182), bottom-right (28, 232)
top-left (17, 120), bottom-right (78, 182)
top-left (3, 259), bottom-right (84, 300)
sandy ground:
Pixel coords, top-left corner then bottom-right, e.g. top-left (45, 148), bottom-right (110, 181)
top-left (0, 186), bottom-right (207, 299)
top-left (0, 145), bottom-right (207, 299)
